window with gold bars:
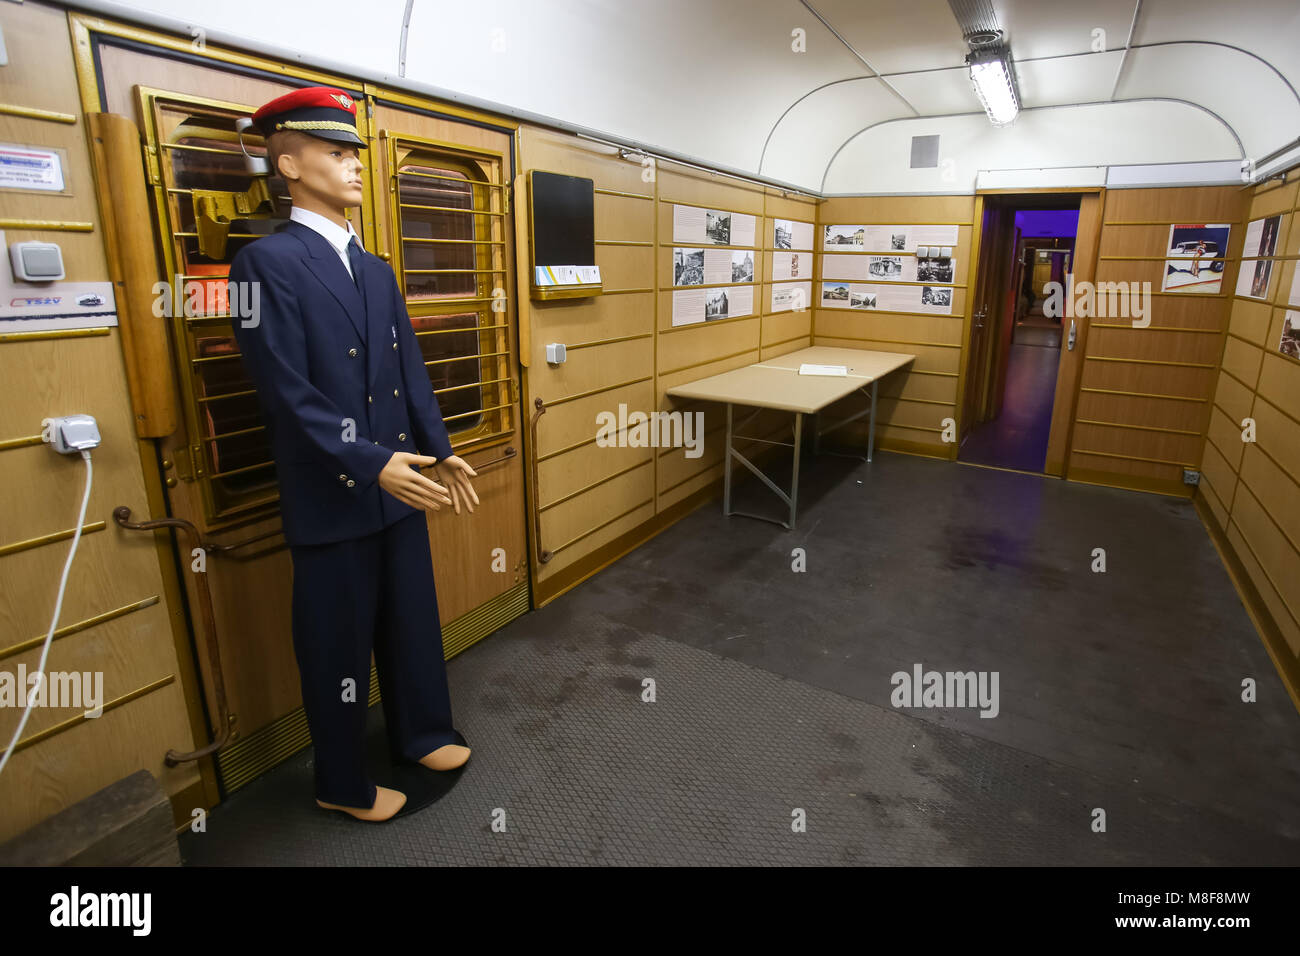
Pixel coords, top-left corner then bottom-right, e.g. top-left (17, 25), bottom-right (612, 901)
top-left (140, 94), bottom-right (513, 528)
top-left (388, 138), bottom-right (514, 449)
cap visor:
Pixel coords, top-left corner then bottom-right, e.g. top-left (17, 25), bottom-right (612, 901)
top-left (306, 129), bottom-right (367, 148)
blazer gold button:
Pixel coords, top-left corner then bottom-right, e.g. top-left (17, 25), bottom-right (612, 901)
top-left (338, 474), bottom-right (347, 481)
top-left (368, 395), bottom-right (373, 403)
top-left (348, 348), bottom-right (357, 357)
top-left (399, 433), bottom-right (406, 441)
top-left (392, 342), bottom-right (398, 351)
top-left (346, 479), bottom-right (355, 488)
top-left (393, 388), bottom-right (399, 397)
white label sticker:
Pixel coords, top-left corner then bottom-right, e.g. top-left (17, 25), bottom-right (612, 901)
top-left (0, 144), bottom-right (64, 191)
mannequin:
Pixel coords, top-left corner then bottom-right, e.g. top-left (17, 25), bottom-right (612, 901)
top-left (229, 87), bottom-right (479, 822)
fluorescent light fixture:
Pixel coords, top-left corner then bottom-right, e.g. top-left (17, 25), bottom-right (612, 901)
top-left (967, 45), bottom-right (1020, 127)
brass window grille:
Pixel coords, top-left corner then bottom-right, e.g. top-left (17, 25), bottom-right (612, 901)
top-left (386, 134), bottom-right (514, 447)
top-left (139, 89), bottom-right (290, 528)
top-left (137, 94), bottom-right (516, 529)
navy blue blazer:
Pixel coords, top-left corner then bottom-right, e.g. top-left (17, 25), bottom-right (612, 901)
top-left (228, 218), bottom-right (455, 547)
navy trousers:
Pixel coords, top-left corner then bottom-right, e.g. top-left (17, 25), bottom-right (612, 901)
top-left (289, 510), bottom-right (458, 807)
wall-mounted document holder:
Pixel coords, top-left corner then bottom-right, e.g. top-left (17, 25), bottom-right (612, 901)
top-left (528, 169), bottom-right (602, 300)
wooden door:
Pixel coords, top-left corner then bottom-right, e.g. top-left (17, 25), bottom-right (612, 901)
top-left (962, 202), bottom-right (1016, 434)
top-left (1043, 192), bottom-right (1103, 476)
top-left (365, 94), bottom-right (530, 640)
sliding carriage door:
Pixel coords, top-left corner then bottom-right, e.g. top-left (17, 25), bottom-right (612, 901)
top-left (134, 86), bottom-right (318, 793)
top-left (368, 99), bottom-right (530, 647)
top-left (89, 59), bottom-right (528, 798)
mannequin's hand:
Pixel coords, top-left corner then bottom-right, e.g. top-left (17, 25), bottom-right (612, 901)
top-left (431, 455), bottom-right (479, 515)
top-left (377, 452), bottom-right (452, 511)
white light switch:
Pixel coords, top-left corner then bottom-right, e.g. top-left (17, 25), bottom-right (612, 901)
top-left (10, 241), bottom-right (65, 281)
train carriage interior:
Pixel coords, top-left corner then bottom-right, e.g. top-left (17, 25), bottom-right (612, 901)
top-left (0, 0), bottom-right (1298, 887)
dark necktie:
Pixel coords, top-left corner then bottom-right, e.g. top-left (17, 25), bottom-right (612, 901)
top-left (346, 235), bottom-right (364, 289)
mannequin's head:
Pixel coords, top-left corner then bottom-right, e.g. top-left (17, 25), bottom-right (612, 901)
top-left (267, 130), bottom-right (364, 212)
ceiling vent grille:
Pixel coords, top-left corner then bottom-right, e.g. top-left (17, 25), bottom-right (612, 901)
top-left (910, 135), bottom-right (940, 168)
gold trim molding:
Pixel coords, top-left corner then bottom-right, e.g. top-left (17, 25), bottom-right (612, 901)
top-left (0, 521), bottom-right (106, 558)
top-left (2, 596), bottom-right (161, 660)
top-left (0, 219), bottom-right (94, 231)
top-left (10, 675), bottom-right (176, 751)
top-left (0, 103), bottom-right (77, 123)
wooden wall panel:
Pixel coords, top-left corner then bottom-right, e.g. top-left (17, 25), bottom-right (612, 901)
top-left (1080, 358), bottom-right (1217, 398)
top-left (1229, 297), bottom-right (1275, 343)
top-left (1211, 369), bottom-right (1256, 426)
top-left (1206, 405), bottom-right (1247, 471)
top-left (535, 382), bottom-right (656, 458)
top-left (0, 1), bottom-right (202, 842)
top-left (1241, 441), bottom-right (1300, 549)
top-left (1194, 170), bottom-right (1300, 687)
top-left (761, 309), bottom-right (815, 351)
top-left (1067, 185), bottom-right (1249, 495)
top-left (1199, 473), bottom-right (1230, 529)
top-left (812, 196), bottom-right (974, 458)
top-left (531, 291), bottom-right (655, 348)
top-left (1076, 390), bottom-right (1206, 433)
top-left (1232, 485), bottom-right (1300, 649)
top-left (1227, 522), bottom-right (1300, 660)
top-left (1199, 440), bottom-right (1236, 512)
top-left (1103, 186), bottom-right (1245, 223)
top-left (1086, 327), bottom-right (1223, 365)
top-left (658, 318), bottom-right (761, 371)
top-left (517, 126), bottom-right (816, 593)
top-left (539, 337), bottom-right (652, 399)
top-left (1258, 351), bottom-right (1300, 408)
top-left (1221, 335), bottom-right (1265, 386)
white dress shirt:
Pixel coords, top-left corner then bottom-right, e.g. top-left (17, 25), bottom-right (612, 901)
top-left (289, 205), bottom-right (360, 280)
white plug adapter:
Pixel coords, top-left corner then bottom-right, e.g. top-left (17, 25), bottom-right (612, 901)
top-left (42, 415), bottom-right (101, 454)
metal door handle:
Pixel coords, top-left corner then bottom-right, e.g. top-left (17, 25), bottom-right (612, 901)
top-left (113, 507), bottom-right (235, 764)
top-left (973, 308), bottom-right (986, 329)
top-left (1067, 318), bottom-right (1077, 350)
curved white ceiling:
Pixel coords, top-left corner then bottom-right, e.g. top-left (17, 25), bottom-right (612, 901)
top-left (75, 0), bottom-right (1300, 193)
top-left (822, 101), bottom-right (1241, 194)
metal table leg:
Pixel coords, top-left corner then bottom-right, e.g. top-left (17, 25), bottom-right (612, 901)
top-left (723, 402), bottom-right (733, 516)
top-left (723, 406), bottom-right (803, 530)
top-left (811, 381), bottom-right (874, 463)
top-left (868, 378), bottom-right (877, 463)
top-left (789, 411), bottom-right (802, 528)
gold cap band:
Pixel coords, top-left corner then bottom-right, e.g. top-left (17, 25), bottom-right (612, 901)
top-left (275, 120), bottom-right (358, 133)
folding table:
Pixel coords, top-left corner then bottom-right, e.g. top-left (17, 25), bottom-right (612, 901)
top-left (665, 346), bottom-right (916, 529)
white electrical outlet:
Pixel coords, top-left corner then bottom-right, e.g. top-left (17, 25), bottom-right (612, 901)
top-left (42, 415), bottom-right (101, 454)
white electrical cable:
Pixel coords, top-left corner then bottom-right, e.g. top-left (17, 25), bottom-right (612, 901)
top-left (0, 449), bottom-right (94, 781)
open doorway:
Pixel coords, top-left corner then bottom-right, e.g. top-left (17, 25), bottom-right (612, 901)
top-left (959, 195), bottom-right (1082, 473)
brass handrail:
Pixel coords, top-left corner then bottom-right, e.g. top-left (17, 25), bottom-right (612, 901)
top-left (466, 444), bottom-right (517, 470)
top-left (112, 507), bottom-right (235, 765)
top-left (529, 398), bottom-right (551, 564)
top-left (202, 527), bottom-right (284, 555)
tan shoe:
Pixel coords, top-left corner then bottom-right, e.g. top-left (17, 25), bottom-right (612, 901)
top-left (316, 784), bottom-right (407, 821)
top-left (418, 744), bottom-right (471, 771)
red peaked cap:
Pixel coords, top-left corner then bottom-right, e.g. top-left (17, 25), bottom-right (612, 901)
top-left (251, 86), bottom-right (366, 148)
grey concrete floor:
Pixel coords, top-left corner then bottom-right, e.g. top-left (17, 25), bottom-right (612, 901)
top-left (179, 449), bottom-right (1300, 865)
